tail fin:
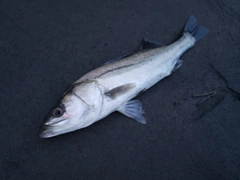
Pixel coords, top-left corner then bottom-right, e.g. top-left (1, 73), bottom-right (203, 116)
top-left (184, 16), bottom-right (209, 42)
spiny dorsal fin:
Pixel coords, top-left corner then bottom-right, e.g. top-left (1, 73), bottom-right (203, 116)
top-left (103, 53), bottom-right (131, 65)
top-left (104, 38), bottom-right (163, 65)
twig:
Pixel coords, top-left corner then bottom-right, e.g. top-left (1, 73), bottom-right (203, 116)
top-left (192, 91), bottom-right (216, 97)
top-left (192, 90), bottom-right (217, 105)
top-left (197, 92), bottom-right (216, 105)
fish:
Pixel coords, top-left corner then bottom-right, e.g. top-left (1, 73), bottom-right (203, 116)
top-left (39, 16), bottom-right (208, 138)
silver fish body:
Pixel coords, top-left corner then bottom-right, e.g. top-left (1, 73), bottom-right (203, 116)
top-left (76, 33), bottom-right (194, 121)
top-left (40, 16), bottom-right (208, 138)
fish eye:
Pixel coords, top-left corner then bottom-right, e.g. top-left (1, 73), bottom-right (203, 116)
top-left (52, 107), bottom-right (63, 117)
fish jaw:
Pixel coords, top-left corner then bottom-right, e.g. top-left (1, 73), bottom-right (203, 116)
top-left (40, 119), bottom-right (74, 138)
top-left (39, 81), bottom-right (104, 138)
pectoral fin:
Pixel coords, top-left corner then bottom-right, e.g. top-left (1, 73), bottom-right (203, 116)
top-left (105, 83), bottom-right (136, 99)
top-left (118, 100), bottom-right (146, 124)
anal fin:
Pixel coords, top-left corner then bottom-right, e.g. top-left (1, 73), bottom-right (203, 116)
top-left (118, 100), bottom-right (146, 124)
top-left (172, 59), bottom-right (183, 73)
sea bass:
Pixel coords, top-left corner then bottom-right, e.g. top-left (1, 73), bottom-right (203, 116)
top-left (40, 16), bottom-right (208, 138)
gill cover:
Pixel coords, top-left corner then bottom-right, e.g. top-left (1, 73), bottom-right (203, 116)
top-left (40, 80), bottom-right (103, 138)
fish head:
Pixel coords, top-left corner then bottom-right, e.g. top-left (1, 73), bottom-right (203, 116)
top-left (39, 80), bottom-right (103, 138)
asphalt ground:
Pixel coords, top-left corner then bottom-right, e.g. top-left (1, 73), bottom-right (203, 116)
top-left (0, 0), bottom-right (239, 179)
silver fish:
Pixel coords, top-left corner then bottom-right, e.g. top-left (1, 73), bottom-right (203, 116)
top-left (40, 16), bottom-right (208, 138)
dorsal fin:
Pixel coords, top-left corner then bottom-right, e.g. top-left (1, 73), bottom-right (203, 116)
top-left (104, 38), bottom-right (163, 65)
top-left (139, 37), bottom-right (163, 50)
top-left (103, 53), bottom-right (131, 65)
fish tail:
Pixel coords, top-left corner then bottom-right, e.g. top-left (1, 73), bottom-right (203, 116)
top-left (184, 15), bottom-right (209, 42)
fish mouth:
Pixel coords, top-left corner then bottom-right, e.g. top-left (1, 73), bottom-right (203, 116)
top-left (39, 119), bottom-right (68, 138)
top-left (44, 118), bottom-right (68, 126)
top-left (39, 128), bottom-right (55, 138)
